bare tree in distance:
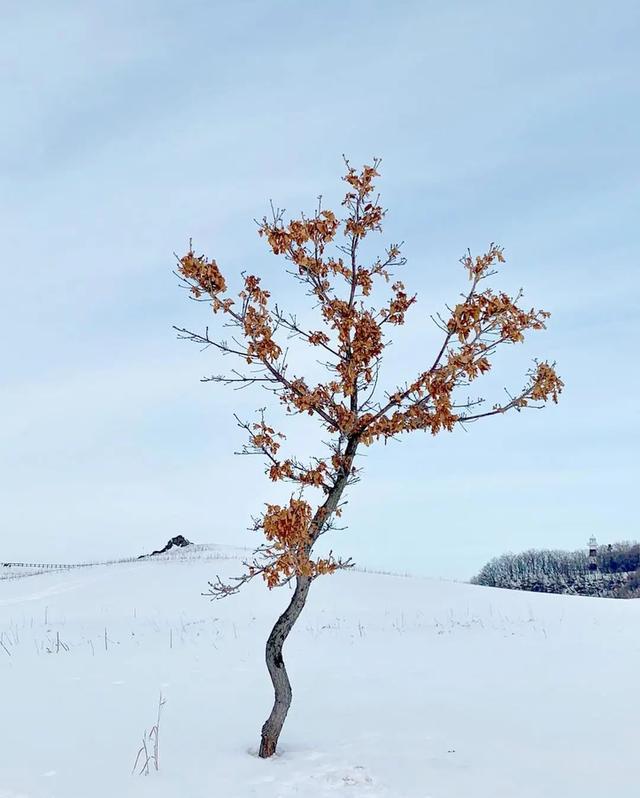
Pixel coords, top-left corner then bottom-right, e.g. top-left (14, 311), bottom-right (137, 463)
top-left (175, 159), bottom-right (563, 757)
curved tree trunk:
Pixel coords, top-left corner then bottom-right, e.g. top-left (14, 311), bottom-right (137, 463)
top-left (258, 573), bottom-right (311, 758)
top-left (258, 438), bottom-right (359, 758)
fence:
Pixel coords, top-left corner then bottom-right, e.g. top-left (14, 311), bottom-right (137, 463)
top-left (0, 546), bottom-right (244, 582)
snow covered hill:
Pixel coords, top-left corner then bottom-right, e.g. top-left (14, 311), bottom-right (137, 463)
top-left (1, 547), bottom-right (638, 798)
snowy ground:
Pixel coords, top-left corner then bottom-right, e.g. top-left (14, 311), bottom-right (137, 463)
top-left (1, 546), bottom-right (638, 798)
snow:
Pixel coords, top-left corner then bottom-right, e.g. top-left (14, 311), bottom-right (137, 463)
top-left (1, 548), bottom-right (639, 797)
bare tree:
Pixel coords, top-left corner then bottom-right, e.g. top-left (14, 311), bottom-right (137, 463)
top-left (473, 541), bottom-right (640, 593)
top-left (175, 160), bottom-right (563, 757)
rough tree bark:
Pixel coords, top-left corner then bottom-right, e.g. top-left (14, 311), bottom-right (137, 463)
top-left (258, 573), bottom-right (311, 758)
top-left (258, 441), bottom-right (358, 758)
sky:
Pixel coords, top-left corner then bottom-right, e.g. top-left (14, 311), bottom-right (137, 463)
top-left (1, 0), bottom-right (638, 579)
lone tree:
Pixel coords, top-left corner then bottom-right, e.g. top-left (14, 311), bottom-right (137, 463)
top-left (175, 160), bottom-right (563, 758)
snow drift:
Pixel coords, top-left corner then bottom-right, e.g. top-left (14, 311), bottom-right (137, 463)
top-left (1, 545), bottom-right (638, 797)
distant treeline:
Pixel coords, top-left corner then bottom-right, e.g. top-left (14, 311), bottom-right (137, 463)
top-left (471, 542), bottom-right (640, 598)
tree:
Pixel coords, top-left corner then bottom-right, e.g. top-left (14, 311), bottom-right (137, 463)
top-left (472, 541), bottom-right (640, 593)
top-left (471, 548), bottom-right (589, 590)
top-left (175, 160), bottom-right (563, 757)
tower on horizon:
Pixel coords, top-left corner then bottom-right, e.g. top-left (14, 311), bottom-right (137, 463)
top-left (588, 536), bottom-right (598, 572)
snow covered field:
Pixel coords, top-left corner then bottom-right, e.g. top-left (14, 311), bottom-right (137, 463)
top-left (1, 546), bottom-right (638, 798)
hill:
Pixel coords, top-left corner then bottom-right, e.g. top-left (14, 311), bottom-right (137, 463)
top-left (1, 547), bottom-right (639, 797)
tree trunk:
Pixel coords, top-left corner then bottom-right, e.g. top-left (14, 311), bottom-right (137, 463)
top-left (258, 439), bottom-right (358, 758)
top-left (258, 574), bottom-right (311, 758)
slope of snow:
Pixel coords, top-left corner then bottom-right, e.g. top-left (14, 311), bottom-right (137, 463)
top-left (1, 550), bottom-right (638, 797)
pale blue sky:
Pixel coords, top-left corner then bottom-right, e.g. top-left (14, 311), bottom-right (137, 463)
top-left (1, 1), bottom-right (638, 578)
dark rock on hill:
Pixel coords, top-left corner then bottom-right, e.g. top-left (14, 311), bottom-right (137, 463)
top-left (138, 535), bottom-right (192, 559)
